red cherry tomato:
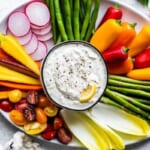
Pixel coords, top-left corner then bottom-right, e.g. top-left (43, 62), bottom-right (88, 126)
top-left (0, 100), bottom-right (14, 112)
top-left (41, 130), bottom-right (57, 140)
top-left (15, 99), bottom-right (29, 113)
top-left (41, 124), bottom-right (56, 140)
top-left (53, 117), bottom-right (63, 130)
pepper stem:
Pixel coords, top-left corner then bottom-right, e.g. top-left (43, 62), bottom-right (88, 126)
top-left (123, 47), bottom-right (129, 53)
top-left (113, 3), bottom-right (120, 9)
top-left (116, 20), bottom-right (121, 25)
top-left (130, 23), bottom-right (137, 29)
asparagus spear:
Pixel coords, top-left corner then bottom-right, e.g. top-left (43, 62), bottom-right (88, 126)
top-left (108, 79), bottom-right (150, 91)
top-left (105, 89), bottom-right (150, 119)
top-left (110, 90), bottom-right (150, 111)
top-left (107, 86), bottom-right (150, 99)
top-left (109, 75), bottom-right (150, 85)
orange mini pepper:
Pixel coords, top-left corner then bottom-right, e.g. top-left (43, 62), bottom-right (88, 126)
top-left (107, 56), bottom-right (133, 75)
top-left (110, 22), bottom-right (136, 49)
top-left (90, 19), bottom-right (122, 52)
top-left (128, 25), bottom-right (150, 57)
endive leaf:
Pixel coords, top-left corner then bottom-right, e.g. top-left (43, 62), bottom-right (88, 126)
top-left (90, 103), bottom-right (150, 136)
top-left (84, 111), bottom-right (125, 150)
top-left (60, 109), bottom-right (108, 150)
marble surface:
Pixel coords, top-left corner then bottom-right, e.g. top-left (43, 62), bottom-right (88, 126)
top-left (1, 0), bottom-right (150, 150)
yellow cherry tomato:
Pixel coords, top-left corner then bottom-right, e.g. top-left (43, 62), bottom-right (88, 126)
top-left (24, 122), bottom-right (47, 135)
top-left (44, 105), bottom-right (59, 117)
top-left (35, 107), bottom-right (48, 124)
top-left (8, 89), bottom-right (26, 103)
top-left (9, 110), bottom-right (27, 126)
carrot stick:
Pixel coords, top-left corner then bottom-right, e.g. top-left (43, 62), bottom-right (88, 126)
top-left (0, 81), bottom-right (42, 90)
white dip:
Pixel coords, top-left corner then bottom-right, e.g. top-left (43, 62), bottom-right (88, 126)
top-left (42, 42), bottom-right (107, 110)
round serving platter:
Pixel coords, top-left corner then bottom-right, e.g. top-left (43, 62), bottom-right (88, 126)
top-left (0, 0), bottom-right (150, 149)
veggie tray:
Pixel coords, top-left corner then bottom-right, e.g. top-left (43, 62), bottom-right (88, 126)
top-left (1, 0), bottom-right (150, 149)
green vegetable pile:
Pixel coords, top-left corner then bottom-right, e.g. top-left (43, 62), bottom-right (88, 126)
top-left (45, 0), bottom-right (101, 43)
top-left (138, 0), bottom-right (149, 6)
top-left (101, 75), bottom-right (150, 121)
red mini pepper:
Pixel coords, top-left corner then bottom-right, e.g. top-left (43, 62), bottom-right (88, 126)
top-left (99, 4), bottom-right (123, 26)
top-left (134, 47), bottom-right (150, 68)
top-left (102, 45), bottom-right (129, 63)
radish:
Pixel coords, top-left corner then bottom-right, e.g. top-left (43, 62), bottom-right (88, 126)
top-left (7, 11), bottom-right (30, 37)
top-left (23, 34), bottom-right (38, 54)
top-left (30, 23), bottom-right (50, 30)
top-left (45, 39), bottom-right (54, 52)
top-left (32, 24), bottom-right (51, 36)
top-left (7, 29), bottom-right (32, 45)
top-left (30, 41), bottom-right (47, 61)
top-left (37, 31), bottom-right (53, 42)
top-left (25, 1), bottom-right (50, 27)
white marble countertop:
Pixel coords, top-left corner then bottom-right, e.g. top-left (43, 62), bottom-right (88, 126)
top-left (0, 0), bottom-right (150, 150)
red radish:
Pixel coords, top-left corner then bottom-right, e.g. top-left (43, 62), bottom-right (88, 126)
top-left (7, 11), bottom-right (30, 37)
top-left (25, 1), bottom-right (50, 27)
top-left (7, 29), bottom-right (32, 45)
top-left (31, 22), bottom-right (49, 30)
top-left (32, 25), bottom-right (51, 35)
top-left (37, 31), bottom-right (53, 42)
top-left (30, 41), bottom-right (47, 61)
top-left (23, 34), bottom-right (38, 54)
top-left (45, 39), bottom-right (54, 51)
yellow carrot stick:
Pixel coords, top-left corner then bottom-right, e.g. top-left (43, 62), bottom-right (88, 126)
top-left (0, 33), bottom-right (40, 76)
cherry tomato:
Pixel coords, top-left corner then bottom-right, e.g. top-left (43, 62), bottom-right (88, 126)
top-left (15, 99), bottom-right (29, 113)
top-left (53, 117), bottom-right (63, 130)
top-left (9, 110), bottom-right (27, 126)
top-left (0, 100), bottom-right (14, 112)
top-left (44, 105), bottom-right (59, 117)
top-left (23, 106), bottom-right (36, 122)
top-left (8, 89), bottom-right (23, 103)
top-left (57, 127), bottom-right (72, 144)
top-left (41, 130), bottom-right (57, 140)
top-left (24, 122), bottom-right (47, 135)
top-left (35, 107), bottom-right (47, 124)
top-left (37, 95), bottom-right (52, 108)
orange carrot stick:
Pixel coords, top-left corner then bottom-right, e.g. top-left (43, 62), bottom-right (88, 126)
top-left (0, 81), bottom-right (42, 90)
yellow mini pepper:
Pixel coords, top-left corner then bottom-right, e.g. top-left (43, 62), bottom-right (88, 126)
top-left (90, 19), bottom-right (122, 52)
top-left (128, 25), bottom-right (150, 57)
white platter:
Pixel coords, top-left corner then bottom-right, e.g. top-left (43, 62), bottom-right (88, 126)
top-left (0, 0), bottom-right (150, 149)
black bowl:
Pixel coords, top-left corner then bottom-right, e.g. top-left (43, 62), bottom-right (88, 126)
top-left (40, 40), bottom-right (108, 111)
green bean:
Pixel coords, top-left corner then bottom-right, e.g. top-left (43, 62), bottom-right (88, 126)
top-left (80, 0), bottom-right (93, 40)
top-left (48, 0), bottom-right (57, 43)
top-left (73, 0), bottom-right (80, 40)
top-left (54, 0), bottom-right (68, 41)
top-left (79, 0), bottom-right (85, 23)
top-left (63, 0), bottom-right (74, 40)
top-left (56, 34), bottom-right (62, 44)
top-left (84, 0), bottom-right (101, 41)
top-left (45, 0), bottom-right (49, 5)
